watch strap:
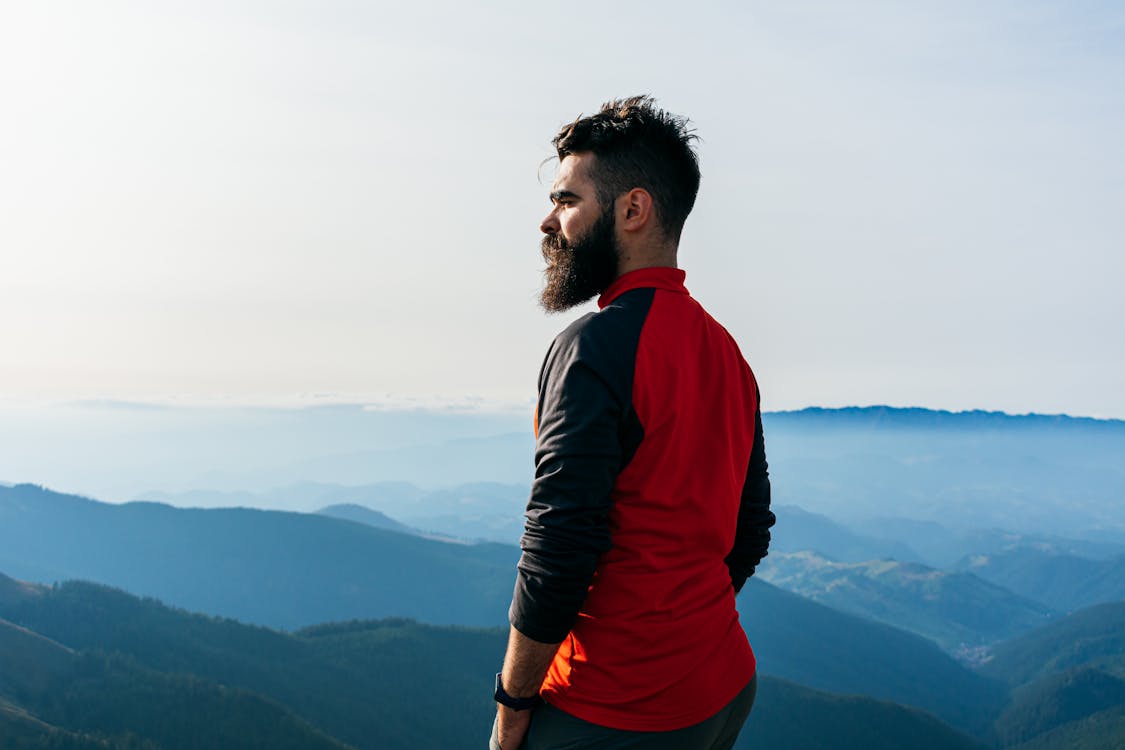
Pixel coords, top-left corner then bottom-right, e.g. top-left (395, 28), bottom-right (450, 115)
top-left (494, 672), bottom-right (542, 711)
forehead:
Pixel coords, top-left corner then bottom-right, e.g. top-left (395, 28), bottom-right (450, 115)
top-left (552, 152), bottom-right (596, 193)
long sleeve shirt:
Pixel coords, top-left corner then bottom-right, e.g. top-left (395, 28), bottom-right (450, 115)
top-left (509, 266), bottom-right (774, 731)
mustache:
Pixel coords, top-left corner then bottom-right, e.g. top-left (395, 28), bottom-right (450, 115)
top-left (541, 233), bottom-right (569, 263)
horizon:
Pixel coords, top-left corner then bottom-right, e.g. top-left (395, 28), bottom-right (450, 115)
top-left (2, 401), bottom-right (1123, 510)
top-left (3, 394), bottom-right (1124, 422)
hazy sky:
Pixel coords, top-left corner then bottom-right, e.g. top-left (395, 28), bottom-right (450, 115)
top-left (2, 1), bottom-right (1123, 417)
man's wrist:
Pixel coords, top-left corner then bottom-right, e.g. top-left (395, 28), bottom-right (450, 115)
top-left (494, 672), bottom-right (543, 711)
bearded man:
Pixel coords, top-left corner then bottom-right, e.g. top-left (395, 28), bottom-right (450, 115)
top-left (490, 96), bottom-right (774, 750)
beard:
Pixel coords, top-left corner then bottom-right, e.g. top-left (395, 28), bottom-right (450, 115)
top-left (539, 209), bottom-right (620, 312)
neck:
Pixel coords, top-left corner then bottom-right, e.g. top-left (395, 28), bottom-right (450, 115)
top-left (616, 240), bottom-right (678, 277)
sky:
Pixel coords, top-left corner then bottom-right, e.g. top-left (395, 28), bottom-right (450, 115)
top-left (2, 0), bottom-right (1123, 418)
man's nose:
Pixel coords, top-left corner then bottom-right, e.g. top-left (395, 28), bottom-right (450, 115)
top-left (540, 210), bottom-right (560, 235)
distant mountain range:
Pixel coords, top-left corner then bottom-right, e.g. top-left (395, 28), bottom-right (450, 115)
top-left (0, 400), bottom-right (532, 501)
top-left (767, 406), bottom-right (1125, 430)
top-left (762, 406), bottom-right (1125, 543)
top-left (316, 503), bottom-right (474, 544)
top-left (119, 405), bottom-right (1125, 553)
top-left (135, 480), bottom-right (1125, 570)
top-left (3, 480), bottom-right (1116, 661)
top-left (848, 517), bottom-right (1125, 568)
top-left (757, 551), bottom-right (1054, 651)
top-left (315, 503), bottom-right (414, 534)
top-left (4, 402), bottom-right (1125, 748)
top-left (137, 480), bottom-right (530, 542)
top-left (956, 547), bottom-right (1125, 614)
top-left (9, 403), bottom-right (1121, 542)
top-left (160, 485), bottom-right (1117, 657)
top-left (768, 504), bottom-right (922, 562)
top-left (1, 483), bottom-right (1005, 736)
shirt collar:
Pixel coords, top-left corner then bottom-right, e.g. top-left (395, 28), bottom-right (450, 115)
top-left (598, 266), bottom-right (689, 309)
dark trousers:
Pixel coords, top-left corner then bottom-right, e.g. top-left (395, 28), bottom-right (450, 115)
top-left (491, 673), bottom-right (757, 750)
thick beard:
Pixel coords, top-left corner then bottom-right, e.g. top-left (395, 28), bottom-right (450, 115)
top-left (539, 209), bottom-right (619, 313)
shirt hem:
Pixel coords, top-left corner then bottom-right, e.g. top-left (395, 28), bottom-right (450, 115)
top-left (542, 664), bottom-right (756, 733)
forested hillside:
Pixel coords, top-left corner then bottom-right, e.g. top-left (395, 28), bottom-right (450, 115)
top-left (0, 576), bottom-right (987, 750)
top-left (0, 483), bottom-right (519, 629)
top-left (8, 574), bottom-right (1121, 748)
top-left (980, 603), bottom-right (1125, 748)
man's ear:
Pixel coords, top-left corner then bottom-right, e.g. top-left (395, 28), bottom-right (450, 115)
top-left (617, 188), bottom-right (654, 233)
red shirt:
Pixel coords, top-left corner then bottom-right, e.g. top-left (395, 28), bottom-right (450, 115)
top-left (510, 267), bottom-right (772, 731)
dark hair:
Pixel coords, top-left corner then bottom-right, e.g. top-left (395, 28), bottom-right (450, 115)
top-left (552, 95), bottom-right (700, 240)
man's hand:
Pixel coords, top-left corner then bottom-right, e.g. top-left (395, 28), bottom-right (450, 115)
top-left (494, 704), bottom-right (533, 750)
top-left (491, 626), bottom-right (562, 749)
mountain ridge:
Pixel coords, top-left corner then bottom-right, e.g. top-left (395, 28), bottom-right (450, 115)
top-left (767, 405), bottom-right (1125, 428)
top-left (0, 572), bottom-right (988, 750)
top-left (757, 551), bottom-right (1055, 651)
top-left (0, 474), bottom-right (1008, 736)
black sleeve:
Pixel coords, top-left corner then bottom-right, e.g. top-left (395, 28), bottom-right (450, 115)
top-left (726, 398), bottom-right (775, 594)
top-left (508, 313), bottom-right (639, 644)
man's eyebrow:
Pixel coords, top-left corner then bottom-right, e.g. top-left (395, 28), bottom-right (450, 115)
top-left (550, 190), bottom-right (581, 203)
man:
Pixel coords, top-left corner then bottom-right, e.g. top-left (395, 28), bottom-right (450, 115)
top-left (491, 96), bottom-right (774, 750)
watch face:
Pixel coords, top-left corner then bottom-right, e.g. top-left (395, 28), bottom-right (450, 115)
top-left (494, 672), bottom-right (506, 702)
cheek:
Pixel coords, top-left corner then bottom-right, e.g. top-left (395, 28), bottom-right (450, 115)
top-left (559, 211), bottom-right (586, 240)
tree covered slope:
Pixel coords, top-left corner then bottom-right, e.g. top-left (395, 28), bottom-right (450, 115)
top-left (0, 574), bottom-right (986, 750)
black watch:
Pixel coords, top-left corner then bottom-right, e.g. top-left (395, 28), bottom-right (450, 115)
top-left (494, 672), bottom-right (542, 711)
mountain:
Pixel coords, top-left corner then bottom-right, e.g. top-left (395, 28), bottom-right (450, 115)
top-left (763, 406), bottom-right (1125, 543)
top-left (0, 401), bottom-right (532, 501)
top-left (136, 480), bottom-right (430, 513)
top-left (0, 614), bottom-right (345, 750)
top-left (315, 504), bottom-right (475, 545)
top-left (0, 577), bottom-right (503, 749)
top-left (0, 483), bottom-right (520, 630)
top-left (8, 404), bottom-right (1125, 546)
top-left (745, 676), bottom-right (985, 750)
top-left (848, 517), bottom-right (1125, 569)
top-left (1011, 705), bottom-right (1125, 750)
top-left (978, 603), bottom-right (1125, 750)
top-left (0, 574), bottom-right (986, 750)
top-left (957, 546), bottom-right (1125, 613)
top-left (139, 480), bottom-right (530, 543)
top-left (316, 503), bottom-right (414, 534)
top-left (768, 407), bottom-right (1124, 430)
top-left (768, 505), bottom-right (922, 562)
top-left (993, 666), bottom-right (1125, 746)
top-left (270, 433), bottom-right (534, 489)
top-left (97, 405), bottom-right (1125, 550)
top-left (757, 551), bottom-right (1055, 651)
top-left (1, 483), bottom-right (1013, 735)
top-left (980, 602), bottom-right (1125, 688)
top-left (1, 699), bottom-right (137, 750)
top-left (0, 616), bottom-right (75, 696)
top-left (391, 482), bottom-right (529, 541)
top-left (738, 578), bottom-right (1006, 736)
